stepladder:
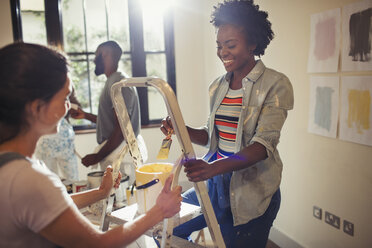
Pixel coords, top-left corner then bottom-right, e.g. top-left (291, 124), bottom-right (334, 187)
top-left (100, 77), bottom-right (226, 248)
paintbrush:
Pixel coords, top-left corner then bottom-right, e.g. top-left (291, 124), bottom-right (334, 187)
top-left (156, 129), bottom-right (173, 160)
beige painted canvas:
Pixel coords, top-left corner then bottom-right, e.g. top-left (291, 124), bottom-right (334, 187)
top-left (340, 76), bottom-right (372, 146)
top-left (308, 8), bottom-right (341, 73)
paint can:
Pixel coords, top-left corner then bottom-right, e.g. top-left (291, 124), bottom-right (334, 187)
top-left (115, 175), bottom-right (129, 207)
top-left (87, 171), bottom-right (104, 189)
top-left (135, 163), bottom-right (173, 214)
top-left (126, 186), bottom-right (137, 206)
top-left (72, 180), bottom-right (87, 193)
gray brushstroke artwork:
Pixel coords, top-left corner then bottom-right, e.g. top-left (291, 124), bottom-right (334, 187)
top-left (348, 8), bottom-right (372, 62)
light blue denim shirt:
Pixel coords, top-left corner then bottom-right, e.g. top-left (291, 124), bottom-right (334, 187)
top-left (203, 60), bottom-right (294, 226)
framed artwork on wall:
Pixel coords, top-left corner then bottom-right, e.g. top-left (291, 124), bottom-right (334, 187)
top-left (342, 0), bottom-right (372, 71)
top-left (308, 8), bottom-right (341, 73)
top-left (308, 76), bottom-right (339, 138)
top-left (339, 76), bottom-right (372, 146)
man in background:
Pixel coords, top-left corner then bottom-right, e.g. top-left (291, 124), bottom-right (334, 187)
top-left (71, 40), bottom-right (147, 179)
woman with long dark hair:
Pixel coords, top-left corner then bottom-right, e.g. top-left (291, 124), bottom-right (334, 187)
top-left (0, 42), bottom-right (182, 248)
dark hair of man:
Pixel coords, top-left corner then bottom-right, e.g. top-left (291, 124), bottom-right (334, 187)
top-left (0, 42), bottom-right (68, 144)
top-left (210, 0), bottom-right (274, 56)
top-left (99, 40), bottom-right (123, 64)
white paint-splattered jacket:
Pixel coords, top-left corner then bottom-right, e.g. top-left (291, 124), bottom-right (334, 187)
top-left (203, 60), bottom-right (294, 226)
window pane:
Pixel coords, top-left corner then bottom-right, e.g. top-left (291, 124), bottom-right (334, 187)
top-left (119, 54), bottom-right (133, 77)
top-left (69, 55), bottom-right (89, 109)
top-left (142, 5), bottom-right (165, 51)
top-left (85, 0), bottom-right (108, 52)
top-left (68, 55), bottom-right (92, 126)
top-left (146, 53), bottom-right (167, 79)
top-left (62, 0), bottom-right (86, 53)
top-left (148, 87), bottom-right (168, 120)
top-left (146, 54), bottom-right (168, 120)
top-left (107, 0), bottom-right (130, 52)
top-left (20, 0), bottom-right (47, 45)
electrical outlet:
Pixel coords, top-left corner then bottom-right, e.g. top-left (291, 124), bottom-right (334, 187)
top-left (343, 220), bottom-right (354, 236)
top-left (325, 211), bottom-right (340, 229)
top-left (313, 206), bottom-right (322, 220)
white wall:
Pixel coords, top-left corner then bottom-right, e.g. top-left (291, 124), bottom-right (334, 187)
top-left (1, 1), bottom-right (372, 247)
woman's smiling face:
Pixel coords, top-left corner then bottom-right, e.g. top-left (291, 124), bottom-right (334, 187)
top-left (216, 24), bottom-right (256, 74)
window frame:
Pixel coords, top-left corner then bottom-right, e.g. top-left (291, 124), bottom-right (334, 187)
top-left (10, 0), bottom-right (176, 128)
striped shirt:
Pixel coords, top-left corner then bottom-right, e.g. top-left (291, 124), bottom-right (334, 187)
top-left (215, 88), bottom-right (243, 159)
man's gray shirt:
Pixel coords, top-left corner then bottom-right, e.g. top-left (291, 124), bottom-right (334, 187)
top-left (96, 71), bottom-right (140, 144)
